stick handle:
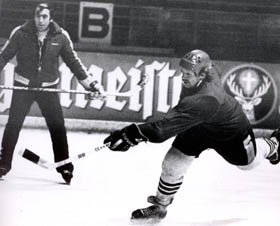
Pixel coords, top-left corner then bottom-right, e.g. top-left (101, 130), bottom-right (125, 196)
top-left (54, 143), bottom-right (110, 168)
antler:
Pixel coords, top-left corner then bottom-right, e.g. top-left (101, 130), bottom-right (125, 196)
top-left (226, 74), bottom-right (244, 98)
top-left (252, 76), bottom-right (271, 99)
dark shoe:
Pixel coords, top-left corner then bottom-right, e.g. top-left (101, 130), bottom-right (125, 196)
top-left (0, 166), bottom-right (10, 178)
top-left (268, 129), bottom-right (280, 165)
top-left (60, 170), bottom-right (73, 185)
top-left (0, 156), bottom-right (11, 178)
top-left (56, 163), bottom-right (74, 184)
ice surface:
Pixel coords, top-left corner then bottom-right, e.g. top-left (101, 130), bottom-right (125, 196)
top-left (0, 128), bottom-right (280, 226)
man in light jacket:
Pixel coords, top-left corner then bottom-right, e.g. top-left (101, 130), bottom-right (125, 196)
top-left (0, 2), bottom-right (103, 184)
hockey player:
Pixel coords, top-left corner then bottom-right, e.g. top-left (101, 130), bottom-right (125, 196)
top-left (104, 49), bottom-right (280, 220)
top-left (0, 2), bottom-right (104, 184)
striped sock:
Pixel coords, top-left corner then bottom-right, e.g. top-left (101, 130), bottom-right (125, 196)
top-left (158, 177), bottom-right (183, 196)
top-left (263, 137), bottom-right (278, 158)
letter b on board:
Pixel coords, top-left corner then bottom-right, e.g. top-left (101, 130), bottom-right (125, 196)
top-left (79, 2), bottom-right (113, 43)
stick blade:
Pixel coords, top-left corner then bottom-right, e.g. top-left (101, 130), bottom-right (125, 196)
top-left (18, 148), bottom-right (51, 169)
top-left (19, 148), bottom-right (40, 164)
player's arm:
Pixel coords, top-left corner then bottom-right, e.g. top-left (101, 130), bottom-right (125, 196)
top-left (0, 26), bottom-right (21, 71)
top-left (103, 111), bottom-right (194, 152)
top-left (104, 96), bottom-right (220, 152)
top-left (60, 29), bottom-right (104, 97)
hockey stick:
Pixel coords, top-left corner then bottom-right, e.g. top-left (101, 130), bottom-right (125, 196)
top-left (0, 85), bottom-right (124, 97)
top-left (0, 60), bottom-right (172, 98)
top-left (17, 61), bottom-right (168, 169)
top-left (0, 76), bottom-right (148, 98)
top-left (18, 143), bottom-right (110, 170)
top-left (0, 71), bottom-right (149, 98)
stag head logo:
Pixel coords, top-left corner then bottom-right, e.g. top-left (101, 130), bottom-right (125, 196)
top-left (223, 64), bottom-right (276, 125)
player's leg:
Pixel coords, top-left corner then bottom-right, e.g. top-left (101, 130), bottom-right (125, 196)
top-left (131, 126), bottom-right (208, 220)
top-left (267, 128), bottom-right (280, 164)
top-left (131, 146), bottom-right (195, 220)
top-left (238, 135), bottom-right (279, 170)
top-left (36, 91), bottom-right (73, 184)
top-left (0, 89), bottom-right (34, 177)
top-left (238, 130), bottom-right (279, 170)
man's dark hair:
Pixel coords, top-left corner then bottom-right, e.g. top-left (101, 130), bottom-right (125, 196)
top-left (34, 2), bottom-right (53, 18)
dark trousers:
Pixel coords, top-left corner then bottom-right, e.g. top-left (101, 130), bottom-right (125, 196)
top-left (1, 86), bottom-right (69, 168)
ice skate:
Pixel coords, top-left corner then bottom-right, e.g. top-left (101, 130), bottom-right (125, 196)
top-left (131, 196), bottom-right (168, 221)
top-left (268, 128), bottom-right (280, 165)
top-left (131, 205), bottom-right (167, 220)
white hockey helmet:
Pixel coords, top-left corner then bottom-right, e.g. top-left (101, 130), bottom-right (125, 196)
top-left (179, 49), bottom-right (212, 74)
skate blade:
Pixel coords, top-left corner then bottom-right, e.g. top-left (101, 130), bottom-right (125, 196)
top-left (130, 217), bottom-right (163, 225)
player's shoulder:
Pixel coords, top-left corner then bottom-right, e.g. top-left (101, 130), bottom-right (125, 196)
top-left (8, 25), bottom-right (24, 39)
top-left (181, 92), bottom-right (219, 104)
top-left (11, 25), bottom-right (22, 34)
top-left (194, 95), bottom-right (220, 110)
top-left (58, 27), bottom-right (73, 46)
top-left (177, 95), bottom-right (220, 114)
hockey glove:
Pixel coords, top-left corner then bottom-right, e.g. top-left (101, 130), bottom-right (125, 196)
top-left (104, 124), bottom-right (148, 151)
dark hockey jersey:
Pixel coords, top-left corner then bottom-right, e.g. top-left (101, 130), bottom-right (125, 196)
top-left (139, 71), bottom-right (251, 143)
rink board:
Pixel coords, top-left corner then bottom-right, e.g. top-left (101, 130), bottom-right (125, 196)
top-left (1, 52), bottom-right (280, 129)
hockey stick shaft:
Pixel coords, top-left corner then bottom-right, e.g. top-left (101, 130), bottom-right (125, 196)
top-left (0, 70), bottom-right (149, 97)
top-left (0, 85), bottom-right (140, 97)
top-left (54, 143), bottom-right (109, 168)
top-left (18, 143), bottom-right (110, 170)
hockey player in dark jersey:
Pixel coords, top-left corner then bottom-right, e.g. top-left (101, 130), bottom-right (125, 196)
top-left (104, 49), bottom-right (280, 220)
